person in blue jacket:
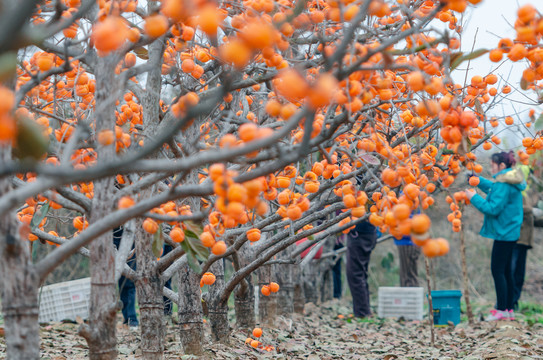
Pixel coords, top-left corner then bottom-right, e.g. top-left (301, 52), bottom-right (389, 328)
top-left (465, 151), bottom-right (526, 321)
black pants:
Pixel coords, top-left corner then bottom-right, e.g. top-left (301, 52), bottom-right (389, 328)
top-left (332, 242), bottom-right (343, 299)
top-left (346, 231), bottom-right (376, 317)
top-left (491, 240), bottom-right (516, 311)
top-left (511, 244), bottom-right (529, 310)
top-left (397, 245), bottom-right (420, 287)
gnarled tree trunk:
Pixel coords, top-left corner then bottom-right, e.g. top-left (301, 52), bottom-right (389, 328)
top-left (276, 262), bottom-right (294, 315)
top-left (320, 242), bottom-right (335, 302)
top-left (177, 264), bottom-right (205, 355)
top-left (292, 264), bottom-right (305, 314)
top-left (0, 178), bottom-right (40, 360)
top-left (135, 218), bottom-right (165, 360)
top-left (234, 279), bottom-right (255, 329)
top-left (79, 55), bottom-right (119, 360)
top-left (207, 260), bottom-right (230, 342)
top-left (257, 264), bottom-right (276, 325)
top-left (302, 261), bottom-right (321, 305)
top-left (135, 20), bottom-right (167, 358)
top-left (234, 243), bottom-right (255, 329)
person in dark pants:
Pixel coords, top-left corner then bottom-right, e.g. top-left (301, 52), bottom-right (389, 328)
top-left (346, 220), bottom-right (377, 317)
top-left (113, 226), bottom-right (139, 327)
top-left (332, 234), bottom-right (346, 299)
top-left (114, 227), bottom-right (174, 326)
top-left (511, 165), bottom-right (535, 310)
top-left (465, 151), bottom-right (525, 320)
top-left (395, 235), bottom-right (420, 287)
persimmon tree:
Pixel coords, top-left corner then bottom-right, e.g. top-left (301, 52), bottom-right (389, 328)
top-left (1, 0), bottom-right (543, 359)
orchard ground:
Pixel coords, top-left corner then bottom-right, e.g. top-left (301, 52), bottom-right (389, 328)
top-left (1, 298), bottom-right (543, 359)
top-left (2, 195), bottom-right (543, 359)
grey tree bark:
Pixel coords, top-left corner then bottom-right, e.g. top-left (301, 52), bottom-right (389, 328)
top-left (0, 167), bottom-right (40, 360)
top-left (78, 55), bottom-right (119, 360)
top-left (207, 260), bottom-right (230, 342)
top-left (176, 166), bottom-right (206, 352)
top-left (276, 261), bottom-right (294, 315)
top-left (234, 243), bottom-right (255, 329)
top-left (177, 264), bottom-right (205, 355)
top-left (292, 265), bottom-right (305, 314)
top-left (135, 217), bottom-right (165, 360)
top-left (133, 28), bottom-right (166, 359)
top-left (320, 242), bottom-right (335, 302)
top-left (257, 265), bottom-right (276, 325)
top-left (302, 263), bottom-right (321, 305)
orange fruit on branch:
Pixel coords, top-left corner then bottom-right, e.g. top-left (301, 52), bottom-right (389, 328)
top-left (435, 238), bottom-right (450, 256)
top-left (143, 218), bottom-right (159, 234)
top-left (118, 196), bottom-right (135, 209)
top-left (411, 214), bottom-right (431, 234)
top-left (144, 14), bottom-right (169, 38)
top-left (200, 231), bottom-right (215, 247)
top-left (247, 228), bottom-right (261, 242)
top-left (392, 203), bottom-right (410, 221)
top-left (269, 282), bottom-right (280, 292)
top-left (92, 16), bottom-right (129, 54)
top-left (212, 240), bottom-right (227, 255)
top-left (170, 227), bottom-right (185, 243)
top-left (422, 239), bottom-right (440, 257)
top-left (261, 285), bottom-right (271, 296)
top-left (202, 272), bottom-right (216, 285)
top-left (468, 176), bottom-right (480, 186)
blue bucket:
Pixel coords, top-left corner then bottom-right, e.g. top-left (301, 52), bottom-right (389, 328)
top-left (430, 290), bottom-right (462, 326)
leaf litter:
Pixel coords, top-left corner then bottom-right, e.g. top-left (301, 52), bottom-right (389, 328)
top-left (1, 299), bottom-right (543, 359)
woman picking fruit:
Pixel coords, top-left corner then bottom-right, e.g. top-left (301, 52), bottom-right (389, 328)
top-left (465, 151), bottom-right (526, 321)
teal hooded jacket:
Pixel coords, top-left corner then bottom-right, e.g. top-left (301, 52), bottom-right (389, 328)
top-left (470, 167), bottom-right (526, 241)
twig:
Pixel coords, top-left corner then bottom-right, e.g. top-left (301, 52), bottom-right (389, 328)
top-left (424, 256), bottom-right (435, 348)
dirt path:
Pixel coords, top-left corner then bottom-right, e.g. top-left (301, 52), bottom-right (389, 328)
top-left (2, 300), bottom-right (543, 359)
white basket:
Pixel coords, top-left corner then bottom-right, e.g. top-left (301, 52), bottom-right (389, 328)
top-left (377, 287), bottom-right (424, 320)
top-left (38, 277), bottom-right (91, 323)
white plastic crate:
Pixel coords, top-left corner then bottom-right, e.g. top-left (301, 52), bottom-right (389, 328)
top-left (378, 287), bottom-right (424, 320)
top-left (38, 277), bottom-right (91, 323)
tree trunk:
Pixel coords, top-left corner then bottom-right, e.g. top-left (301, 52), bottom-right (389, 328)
top-left (302, 263), bottom-right (320, 305)
top-left (0, 184), bottom-right (40, 360)
top-left (207, 260), bottom-right (230, 342)
top-left (234, 243), bottom-right (255, 329)
top-left (460, 224), bottom-right (474, 324)
top-left (135, 218), bottom-right (165, 360)
top-left (0, 52), bottom-right (40, 360)
top-left (234, 279), bottom-right (255, 329)
top-left (424, 256), bottom-right (435, 348)
top-left (292, 264), bottom-right (305, 314)
top-left (134, 20), bottom-right (167, 357)
top-left (277, 262), bottom-right (294, 314)
top-left (177, 264), bottom-right (204, 355)
top-left (257, 265), bottom-right (276, 325)
top-left (78, 55), bottom-right (119, 360)
top-left (80, 178), bottom-right (118, 360)
top-left (320, 257), bottom-right (334, 303)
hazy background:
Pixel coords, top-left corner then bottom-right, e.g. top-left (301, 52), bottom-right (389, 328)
top-left (450, 0), bottom-right (542, 154)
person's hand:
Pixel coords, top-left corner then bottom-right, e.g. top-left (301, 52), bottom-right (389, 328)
top-left (465, 189), bottom-right (476, 200)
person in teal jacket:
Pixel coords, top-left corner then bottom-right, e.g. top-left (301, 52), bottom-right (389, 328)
top-left (465, 151), bottom-right (526, 321)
